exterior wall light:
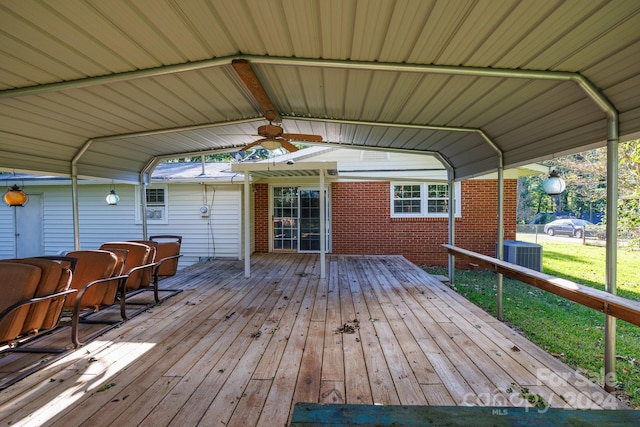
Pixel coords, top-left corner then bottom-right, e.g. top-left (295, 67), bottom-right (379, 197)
top-left (542, 170), bottom-right (566, 195)
top-left (3, 184), bottom-right (28, 207)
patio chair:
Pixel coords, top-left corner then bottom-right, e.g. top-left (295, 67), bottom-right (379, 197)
top-left (100, 242), bottom-right (151, 291)
top-left (63, 250), bottom-right (129, 347)
top-left (0, 262), bottom-right (43, 345)
top-left (149, 235), bottom-right (182, 277)
top-left (0, 257), bottom-right (76, 345)
top-left (129, 240), bottom-right (158, 287)
top-left (128, 239), bottom-right (183, 304)
top-left (0, 257), bottom-right (76, 390)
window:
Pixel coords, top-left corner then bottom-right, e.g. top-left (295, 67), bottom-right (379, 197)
top-left (135, 185), bottom-right (168, 224)
top-left (393, 184), bottom-right (422, 214)
top-left (391, 182), bottom-right (461, 218)
top-left (146, 188), bottom-right (166, 220)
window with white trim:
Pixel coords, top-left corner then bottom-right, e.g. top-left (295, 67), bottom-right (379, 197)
top-left (391, 182), bottom-right (461, 218)
top-left (135, 185), bottom-right (169, 224)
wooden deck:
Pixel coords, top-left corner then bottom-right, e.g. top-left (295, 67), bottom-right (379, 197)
top-left (0, 254), bottom-right (630, 426)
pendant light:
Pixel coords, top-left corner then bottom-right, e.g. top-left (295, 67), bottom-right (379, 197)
top-left (3, 184), bottom-right (28, 207)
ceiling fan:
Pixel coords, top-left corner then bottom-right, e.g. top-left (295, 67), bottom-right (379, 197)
top-left (231, 59), bottom-right (323, 152)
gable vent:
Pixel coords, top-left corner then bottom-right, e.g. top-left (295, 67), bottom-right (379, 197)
top-left (360, 151), bottom-right (390, 161)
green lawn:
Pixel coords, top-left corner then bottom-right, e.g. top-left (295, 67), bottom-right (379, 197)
top-left (423, 242), bottom-right (640, 409)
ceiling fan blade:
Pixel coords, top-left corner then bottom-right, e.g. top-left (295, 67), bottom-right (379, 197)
top-left (239, 139), bottom-right (263, 151)
top-left (279, 139), bottom-right (300, 153)
top-left (281, 133), bottom-right (323, 142)
top-left (232, 59), bottom-right (281, 124)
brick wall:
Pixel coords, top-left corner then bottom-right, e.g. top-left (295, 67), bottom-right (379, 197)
top-left (254, 183), bottom-right (269, 252)
top-left (253, 180), bottom-right (517, 268)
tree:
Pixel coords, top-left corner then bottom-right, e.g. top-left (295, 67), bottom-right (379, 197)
top-left (518, 139), bottom-right (640, 246)
top-left (618, 139), bottom-right (640, 246)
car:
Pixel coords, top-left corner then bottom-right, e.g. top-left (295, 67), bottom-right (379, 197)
top-left (528, 212), bottom-right (576, 224)
top-left (543, 219), bottom-right (594, 238)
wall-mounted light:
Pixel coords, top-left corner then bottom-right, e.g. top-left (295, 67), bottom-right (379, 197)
top-left (106, 182), bottom-right (120, 205)
top-left (542, 170), bottom-right (566, 196)
top-left (3, 184), bottom-right (28, 207)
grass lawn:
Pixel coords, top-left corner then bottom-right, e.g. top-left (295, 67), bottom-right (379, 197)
top-left (423, 241), bottom-right (640, 409)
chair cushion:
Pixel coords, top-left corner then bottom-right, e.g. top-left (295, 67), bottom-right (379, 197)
top-left (0, 262), bottom-right (42, 343)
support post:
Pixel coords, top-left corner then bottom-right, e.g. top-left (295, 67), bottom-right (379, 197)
top-left (496, 160), bottom-right (505, 321)
top-left (604, 117), bottom-right (619, 392)
top-left (319, 169), bottom-right (326, 279)
top-left (140, 172), bottom-right (148, 240)
top-left (447, 168), bottom-right (455, 285)
top-left (244, 172), bottom-right (251, 278)
top-left (71, 172), bottom-right (80, 251)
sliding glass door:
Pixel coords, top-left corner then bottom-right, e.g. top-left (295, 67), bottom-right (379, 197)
top-left (272, 187), bottom-right (329, 252)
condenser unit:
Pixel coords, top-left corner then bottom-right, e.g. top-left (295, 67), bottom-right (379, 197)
top-left (500, 240), bottom-right (542, 272)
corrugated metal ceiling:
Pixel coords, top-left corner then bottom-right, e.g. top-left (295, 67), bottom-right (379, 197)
top-left (1, 0), bottom-right (639, 182)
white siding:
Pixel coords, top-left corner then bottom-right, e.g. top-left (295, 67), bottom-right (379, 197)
top-left (0, 203), bottom-right (16, 259)
top-left (147, 183), bottom-right (242, 266)
top-left (0, 183), bottom-right (242, 268)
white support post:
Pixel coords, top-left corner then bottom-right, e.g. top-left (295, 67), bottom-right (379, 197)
top-left (496, 163), bottom-right (505, 321)
top-left (319, 169), bottom-right (326, 279)
top-left (447, 168), bottom-right (455, 284)
top-left (244, 172), bottom-right (251, 278)
top-left (604, 117), bottom-right (619, 392)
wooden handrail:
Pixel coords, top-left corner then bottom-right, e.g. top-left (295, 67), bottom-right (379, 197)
top-left (443, 244), bottom-right (640, 327)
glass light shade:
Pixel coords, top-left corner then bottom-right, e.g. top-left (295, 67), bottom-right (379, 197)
top-left (542, 170), bottom-right (566, 195)
top-left (3, 184), bottom-right (28, 206)
top-left (260, 138), bottom-right (281, 151)
top-left (106, 189), bottom-right (120, 205)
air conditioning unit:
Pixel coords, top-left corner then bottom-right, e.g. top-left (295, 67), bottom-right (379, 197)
top-left (500, 240), bottom-right (542, 272)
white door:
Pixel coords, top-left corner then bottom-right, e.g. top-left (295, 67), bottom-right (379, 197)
top-left (16, 194), bottom-right (43, 257)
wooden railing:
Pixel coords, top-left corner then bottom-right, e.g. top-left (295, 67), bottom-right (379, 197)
top-left (443, 244), bottom-right (640, 327)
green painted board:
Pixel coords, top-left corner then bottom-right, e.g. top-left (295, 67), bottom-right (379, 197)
top-left (291, 403), bottom-right (639, 426)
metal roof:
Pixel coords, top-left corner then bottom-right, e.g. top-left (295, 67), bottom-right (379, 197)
top-left (1, 0), bottom-right (639, 182)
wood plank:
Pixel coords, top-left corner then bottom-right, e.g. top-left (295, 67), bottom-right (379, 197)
top-left (346, 257), bottom-right (400, 406)
top-left (256, 260), bottom-right (320, 426)
top-left (321, 259), bottom-right (344, 383)
top-left (335, 257), bottom-right (373, 406)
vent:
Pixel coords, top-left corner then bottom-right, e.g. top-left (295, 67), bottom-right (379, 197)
top-left (360, 151), bottom-right (390, 161)
top-left (500, 241), bottom-right (542, 272)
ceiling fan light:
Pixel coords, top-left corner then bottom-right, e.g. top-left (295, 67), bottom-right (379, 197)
top-left (260, 139), bottom-right (281, 151)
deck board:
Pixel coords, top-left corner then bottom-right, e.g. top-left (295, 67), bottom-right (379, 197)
top-left (0, 254), bottom-right (631, 426)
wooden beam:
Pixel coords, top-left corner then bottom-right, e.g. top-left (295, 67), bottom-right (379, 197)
top-left (442, 245), bottom-right (640, 327)
top-left (231, 59), bottom-right (281, 123)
